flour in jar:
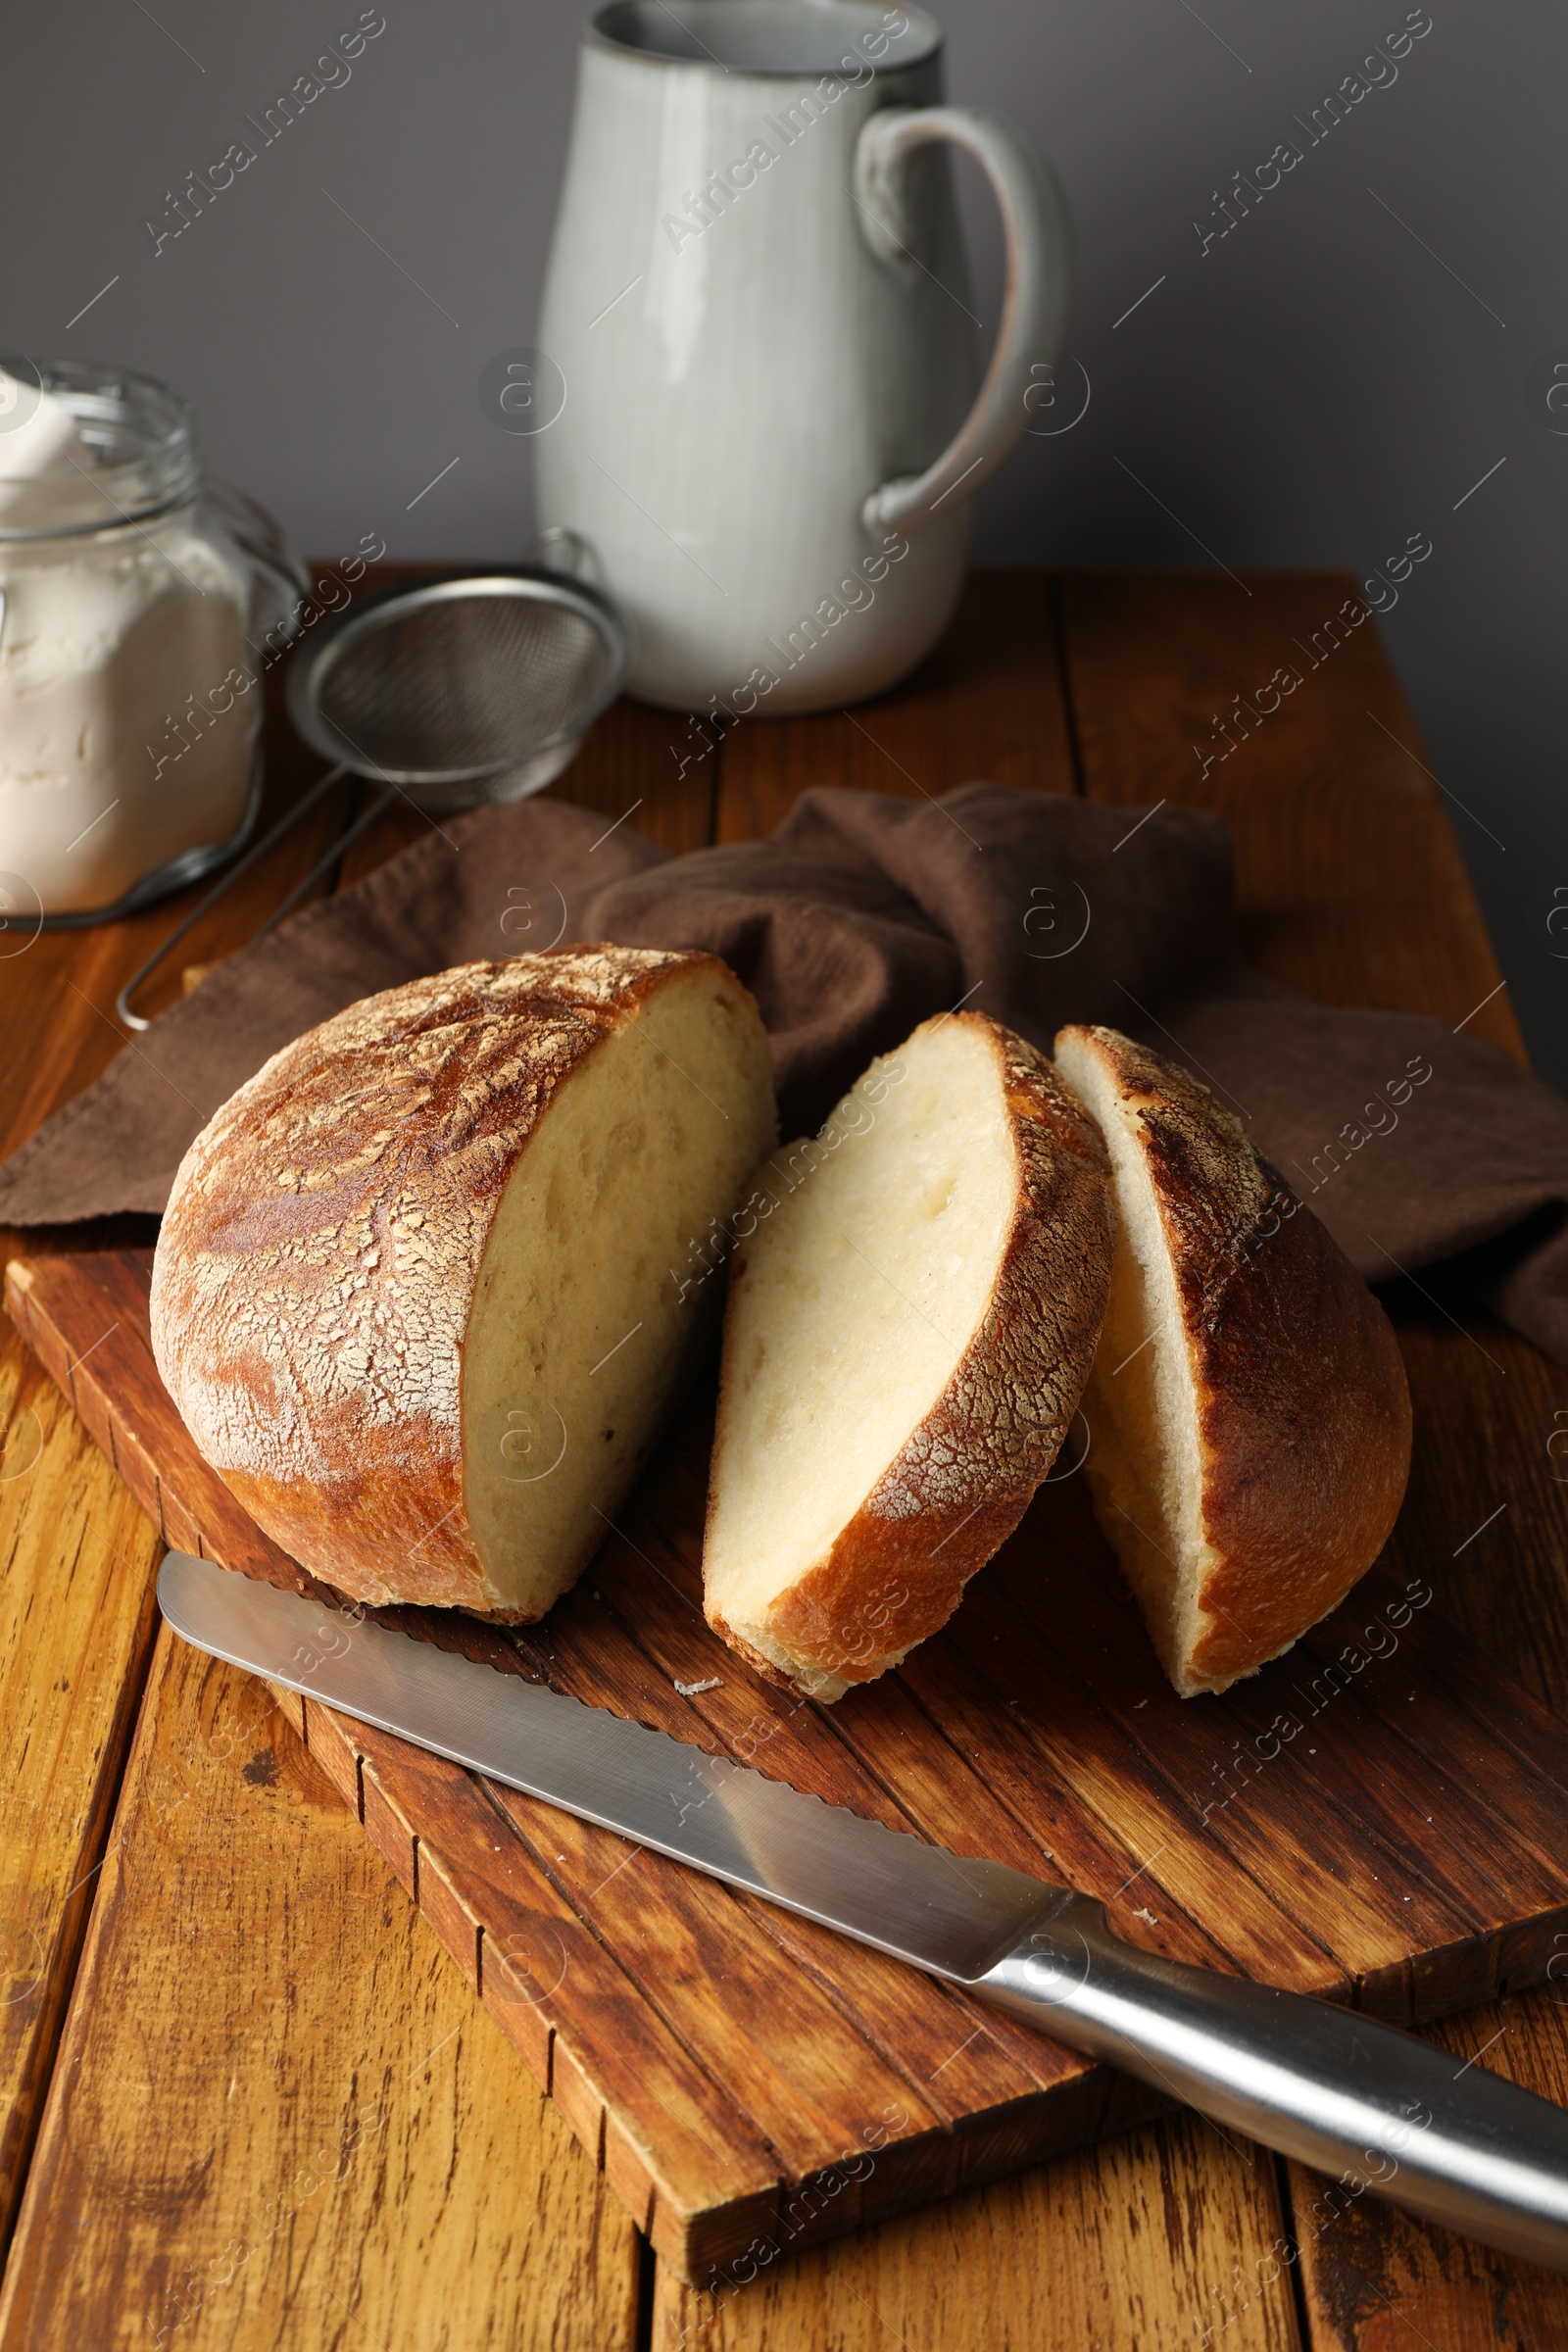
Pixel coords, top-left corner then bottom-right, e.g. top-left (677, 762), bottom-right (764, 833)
top-left (0, 369), bottom-right (255, 915)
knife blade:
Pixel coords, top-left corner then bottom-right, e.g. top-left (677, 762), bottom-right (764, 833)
top-left (157, 1548), bottom-right (1053, 1979)
top-left (160, 1550), bottom-right (1568, 2275)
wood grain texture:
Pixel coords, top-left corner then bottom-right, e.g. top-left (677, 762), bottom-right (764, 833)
top-left (1288, 1987), bottom-right (1568, 2350)
top-left (0, 1341), bottom-right (162, 2261)
top-left (715, 570), bottom-right (1074, 843)
top-left (1060, 567), bottom-right (1568, 2352)
top-left (12, 1247), bottom-right (1568, 2292)
top-left (1377, 1287), bottom-right (1568, 1727)
top-left (1058, 570), bottom-right (1525, 1062)
top-left (653, 2110), bottom-right (1303, 2352)
top-left (0, 591), bottom-right (656, 2344)
top-left (0, 1623), bottom-right (641, 2352)
top-left (0, 684), bottom-right (370, 2284)
top-left (1261, 1087), bottom-right (1568, 2352)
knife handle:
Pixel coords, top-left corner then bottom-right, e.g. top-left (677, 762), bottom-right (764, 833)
top-left (972, 1895), bottom-right (1568, 2273)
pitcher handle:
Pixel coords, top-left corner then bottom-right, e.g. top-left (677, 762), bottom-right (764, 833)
top-left (854, 106), bottom-right (1070, 538)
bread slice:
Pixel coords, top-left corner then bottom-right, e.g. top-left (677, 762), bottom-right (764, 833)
top-left (702, 1011), bottom-right (1114, 1699)
top-left (1054, 1023), bottom-right (1411, 1696)
top-left (151, 947), bottom-right (776, 1617)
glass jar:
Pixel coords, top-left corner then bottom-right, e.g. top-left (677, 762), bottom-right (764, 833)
top-left (0, 356), bottom-right (308, 922)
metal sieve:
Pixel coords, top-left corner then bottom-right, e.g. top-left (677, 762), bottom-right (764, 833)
top-left (117, 535), bottom-right (630, 1028)
top-left (285, 557), bottom-right (628, 807)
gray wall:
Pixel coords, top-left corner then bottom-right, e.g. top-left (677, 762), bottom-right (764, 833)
top-left (10, 0), bottom-right (1564, 1083)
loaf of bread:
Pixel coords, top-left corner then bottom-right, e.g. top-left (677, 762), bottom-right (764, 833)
top-left (1054, 1023), bottom-right (1411, 1696)
top-left (702, 1010), bottom-right (1114, 1699)
top-left (151, 948), bottom-right (776, 1617)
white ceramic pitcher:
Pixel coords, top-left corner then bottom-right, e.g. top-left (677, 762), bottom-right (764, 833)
top-left (535, 0), bottom-right (1068, 714)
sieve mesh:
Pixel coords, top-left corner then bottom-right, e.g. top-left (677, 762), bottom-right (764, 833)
top-left (118, 560), bottom-right (629, 1029)
top-left (308, 586), bottom-right (618, 784)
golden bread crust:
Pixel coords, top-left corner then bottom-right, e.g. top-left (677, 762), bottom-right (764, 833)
top-left (151, 946), bottom-right (733, 1612)
top-left (712, 1013), bottom-right (1114, 1694)
top-left (1056, 1024), bottom-right (1412, 1692)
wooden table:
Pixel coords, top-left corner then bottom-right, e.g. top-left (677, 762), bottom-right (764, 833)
top-left (1, 568), bottom-right (1565, 2350)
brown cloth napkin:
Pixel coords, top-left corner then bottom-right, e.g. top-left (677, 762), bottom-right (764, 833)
top-left (5, 783), bottom-right (1566, 1364)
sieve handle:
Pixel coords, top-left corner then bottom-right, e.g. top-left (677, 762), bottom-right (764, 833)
top-left (251, 784), bottom-right (399, 944)
top-left (114, 762), bottom-right (349, 1030)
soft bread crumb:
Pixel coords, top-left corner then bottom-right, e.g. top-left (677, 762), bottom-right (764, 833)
top-left (152, 949), bottom-right (777, 1617)
top-left (703, 1011), bottom-right (1113, 1698)
top-left (1054, 1025), bottom-right (1218, 1688)
top-left (1054, 1023), bottom-right (1412, 1698)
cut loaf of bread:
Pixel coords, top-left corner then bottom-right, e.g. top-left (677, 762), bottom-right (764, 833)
top-left (151, 947), bottom-right (776, 1617)
top-left (1054, 1023), bottom-right (1411, 1697)
top-left (703, 1011), bottom-right (1114, 1699)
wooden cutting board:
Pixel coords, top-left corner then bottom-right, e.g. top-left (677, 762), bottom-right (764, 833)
top-left (10, 1241), bottom-right (1568, 2288)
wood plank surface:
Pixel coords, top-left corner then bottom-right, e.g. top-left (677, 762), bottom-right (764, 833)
top-left (0, 1623), bottom-right (640, 2352)
top-left (1057, 570), bottom-right (1526, 1061)
top-left (1062, 567), bottom-right (1568, 2352)
top-left (0, 683), bottom-right (369, 2279)
top-left (715, 570), bottom-right (1074, 841)
top-left (3, 568), bottom-right (1564, 2351)
top-left (1286, 1991), bottom-right (1568, 2349)
top-left (652, 2114), bottom-right (1304, 2352)
top-left (0, 1346), bottom-right (161, 2260)
top-left (12, 1241), bottom-right (1568, 2296)
top-left (0, 610), bottom-right (697, 2344)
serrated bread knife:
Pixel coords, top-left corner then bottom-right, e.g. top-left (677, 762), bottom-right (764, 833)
top-left (160, 1550), bottom-right (1568, 2273)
